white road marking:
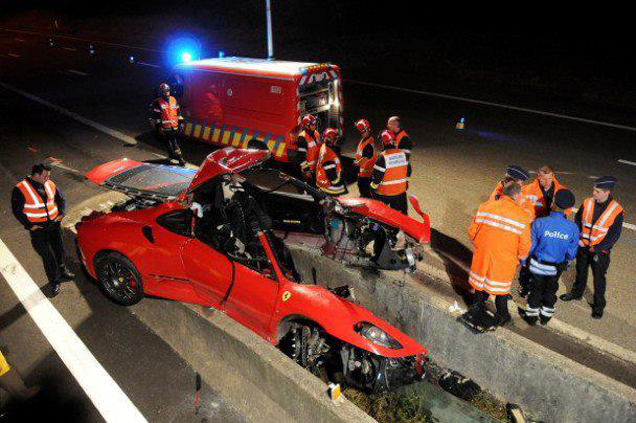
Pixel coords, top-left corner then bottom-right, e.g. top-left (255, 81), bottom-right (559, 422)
top-left (68, 69), bottom-right (88, 76)
top-left (48, 160), bottom-right (82, 174)
top-left (346, 79), bottom-right (636, 133)
top-left (0, 238), bottom-right (147, 422)
top-left (618, 159), bottom-right (636, 167)
top-left (0, 82), bottom-right (137, 145)
top-left (137, 62), bottom-right (160, 68)
top-left (7, 53), bottom-right (20, 58)
top-left (15, 38), bottom-right (25, 42)
top-left (63, 47), bottom-right (77, 51)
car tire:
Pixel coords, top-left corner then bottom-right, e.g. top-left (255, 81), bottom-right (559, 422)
top-left (95, 251), bottom-right (144, 306)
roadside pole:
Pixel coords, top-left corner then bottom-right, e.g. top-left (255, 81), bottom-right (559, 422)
top-left (266, 0), bottom-right (274, 60)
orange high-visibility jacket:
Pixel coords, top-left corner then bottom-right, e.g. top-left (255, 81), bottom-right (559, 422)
top-left (16, 179), bottom-right (59, 223)
top-left (468, 196), bottom-right (531, 296)
top-left (316, 144), bottom-right (346, 195)
top-left (354, 135), bottom-right (377, 178)
top-left (580, 197), bottom-right (624, 246)
top-left (489, 180), bottom-right (535, 220)
top-left (157, 96), bottom-right (181, 130)
top-left (373, 149), bottom-right (409, 196)
top-left (394, 129), bottom-right (411, 153)
top-left (521, 178), bottom-right (572, 218)
top-left (298, 129), bottom-right (321, 173)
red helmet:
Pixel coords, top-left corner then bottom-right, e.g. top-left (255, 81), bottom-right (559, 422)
top-left (302, 114), bottom-right (317, 129)
top-left (355, 119), bottom-right (370, 134)
top-left (159, 82), bottom-right (171, 92)
top-left (323, 128), bottom-right (339, 146)
top-left (380, 129), bottom-right (396, 146)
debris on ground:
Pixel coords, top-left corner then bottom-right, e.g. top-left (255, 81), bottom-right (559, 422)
top-left (439, 371), bottom-right (481, 402)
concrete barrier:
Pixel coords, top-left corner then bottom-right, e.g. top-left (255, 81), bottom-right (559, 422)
top-left (290, 246), bottom-right (636, 422)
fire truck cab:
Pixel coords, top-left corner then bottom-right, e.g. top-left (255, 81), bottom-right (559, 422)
top-left (163, 57), bottom-right (343, 163)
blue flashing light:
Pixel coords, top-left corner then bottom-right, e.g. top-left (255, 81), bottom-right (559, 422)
top-left (219, 51), bottom-right (225, 58)
top-left (460, 117), bottom-right (465, 123)
top-left (181, 52), bottom-right (192, 63)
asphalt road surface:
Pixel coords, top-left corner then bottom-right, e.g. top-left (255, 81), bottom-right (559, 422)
top-left (1, 29), bottom-right (635, 417)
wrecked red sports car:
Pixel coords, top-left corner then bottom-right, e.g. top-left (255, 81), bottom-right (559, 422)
top-left (76, 148), bottom-right (430, 392)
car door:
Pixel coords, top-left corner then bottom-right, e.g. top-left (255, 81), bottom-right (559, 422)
top-left (223, 262), bottom-right (280, 340)
top-left (181, 238), bottom-right (234, 308)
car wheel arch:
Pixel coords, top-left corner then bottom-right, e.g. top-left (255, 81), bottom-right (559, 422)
top-left (275, 315), bottom-right (325, 345)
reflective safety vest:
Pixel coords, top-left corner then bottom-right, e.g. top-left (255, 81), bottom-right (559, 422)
top-left (157, 96), bottom-right (180, 130)
top-left (395, 130), bottom-right (410, 153)
top-left (316, 144), bottom-right (345, 195)
top-left (468, 196), bottom-right (531, 296)
top-left (489, 180), bottom-right (535, 220)
top-left (299, 129), bottom-right (321, 173)
top-left (580, 197), bottom-right (624, 246)
top-left (374, 149), bottom-right (409, 196)
top-left (521, 178), bottom-right (572, 218)
top-left (16, 179), bottom-right (59, 223)
top-left (354, 135), bottom-right (377, 178)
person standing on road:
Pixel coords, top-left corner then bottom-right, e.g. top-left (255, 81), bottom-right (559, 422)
top-left (150, 82), bottom-right (185, 166)
top-left (316, 128), bottom-right (347, 196)
top-left (560, 176), bottom-right (624, 319)
top-left (296, 114), bottom-right (321, 183)
top-left (467, 183), bottom-right (531, 326)
top-left (522, 165), bottom-right (572, 219)
top-left (11, 164), bottom-right (74, 297)
top-left (489, 165), bottom-right (530, 202)
top-left (371, 130), bottom-right (411, 215)
top-left (353, 119), bottom-right (377, 198)
top-left (387, 116), bottom-right (412, 159)
top-left (521, 189), bottom-right (579, 326)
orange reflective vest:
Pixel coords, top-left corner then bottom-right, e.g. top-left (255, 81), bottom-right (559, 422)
top-left (521, 178), bottom-right (572, 219)
top-left (395, 130), bottom-right (410, 152)
top-left (157, 96), bottom-right (180, 130)
top-left (316, 144), bottom-right (345, 195)
top-left (468, 196), bottom-right (531, 295)
top-left (489, 180), bottom-right (535, 220)
top-left (16, 179), bottom-right (59, 223)
top-left (299, 129), bottom-right (321, 173)
top-left (374, 149), bottom-right (409, 196)
top-left (580, 197), bottom-right (624, 246)
top-left (354, 135), bottom-right (377, 178)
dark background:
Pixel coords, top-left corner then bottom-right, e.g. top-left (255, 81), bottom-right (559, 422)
top-left (1, 1), bottom-right (633, 113)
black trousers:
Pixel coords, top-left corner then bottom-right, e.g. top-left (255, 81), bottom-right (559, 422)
top-left (573, 247), bottom-right (611, 310)
top-left (373, 192), bottom-right (408, 215)
top-left (30, 223), bottom-right (66, 284)
top-left (473, 290), bottom-right (510, 320)
top-left (160, 129), bottom-right (184, 162)
top-left (357, 177), bottom-right (372, 198)
top-left (527, 272), bottom-right (559, 320)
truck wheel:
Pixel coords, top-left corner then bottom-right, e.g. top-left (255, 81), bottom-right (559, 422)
top-left (95, 252), bottom-right (144, 306)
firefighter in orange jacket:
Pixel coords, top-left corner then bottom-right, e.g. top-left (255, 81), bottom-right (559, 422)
top-left (353, 119), bottom-right (377, 198)
top-left (150, 82), bottom-right (185, 166)
top-left (560, 176), bottom-right (624, 319)
top-left (11, 164), bottom-right (74, 297)
top-left (371, 130), bottom-right (411, 215)
top-left (316, 128), bottom-right (347, 196)
top-left (387, 116), bottom-right (412, 158)
top-left (296, 114), bottom-right (321, 182)
top-left (467, 183), bottom-right (531, 326)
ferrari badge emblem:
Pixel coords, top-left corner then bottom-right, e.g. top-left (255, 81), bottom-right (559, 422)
top-left (282, 291), bottom-right (291, 302)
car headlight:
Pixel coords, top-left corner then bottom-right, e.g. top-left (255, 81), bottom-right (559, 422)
top-left (354, 322), bottom-right (402, 349)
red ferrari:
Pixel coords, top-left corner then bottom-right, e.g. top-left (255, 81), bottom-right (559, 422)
top-left (76, 148), bottom-right (430, 392)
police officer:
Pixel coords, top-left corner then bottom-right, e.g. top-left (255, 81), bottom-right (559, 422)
top-left (560, 176), bottom-right (624, 319)
top-left (150, 82), bottom-right (185, 166)
top-left (353, 119), bottom-right (377, 198)
top-left (296, 114), bottom-right (321, 182)
top-left (521, 189), bottom-right (579, 326)
top-left (489, 165), bottom-right (530, 202)
top-left (11, 164), bottom-right (74, 297)
top-left (371, 130), bottom-right (411, 215)
top-left (315, 128), bottom-right (347, 196)
top-left (387, 116), bottom-right (412, 158)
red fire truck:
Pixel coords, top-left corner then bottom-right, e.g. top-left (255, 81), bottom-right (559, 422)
top-left (162, 57), bottom-right (343, 162)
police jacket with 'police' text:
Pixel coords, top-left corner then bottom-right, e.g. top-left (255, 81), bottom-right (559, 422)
top-left (528, 211), bottom-right (579, 276)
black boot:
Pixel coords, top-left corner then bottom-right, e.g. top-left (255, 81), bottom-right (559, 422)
top-left (539, 315), bottom-right (551, 326)
top-left (47, 282), bottom-right (61, 297)
top-left (591, 308), bottom-right (604, 319)
top-left (560, 292), bottom-right (582, 301)
top-left (60, 267), bottom-right (75, 281)
top-left (496, 314), bottom-right (512, 327)
top-left (520, 310), bottom-right (538, 326)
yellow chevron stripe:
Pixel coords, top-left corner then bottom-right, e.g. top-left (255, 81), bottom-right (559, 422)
top-left (276, 142), bottom-right (286, 157)
top-left (202, 126), bottom-right (211, 140)
top-left (184, 122), bottom-right (193, 136)
top-left (221, 130), bottom-right (232, 145)
top-left (231, 132), bottom-right (242, 147)
top-left (212, 127), bottom-right (221, 143)
top-left (193, 124), bottom-right (202, 138)
top-left (266, 140), bottom-right (275, 151)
